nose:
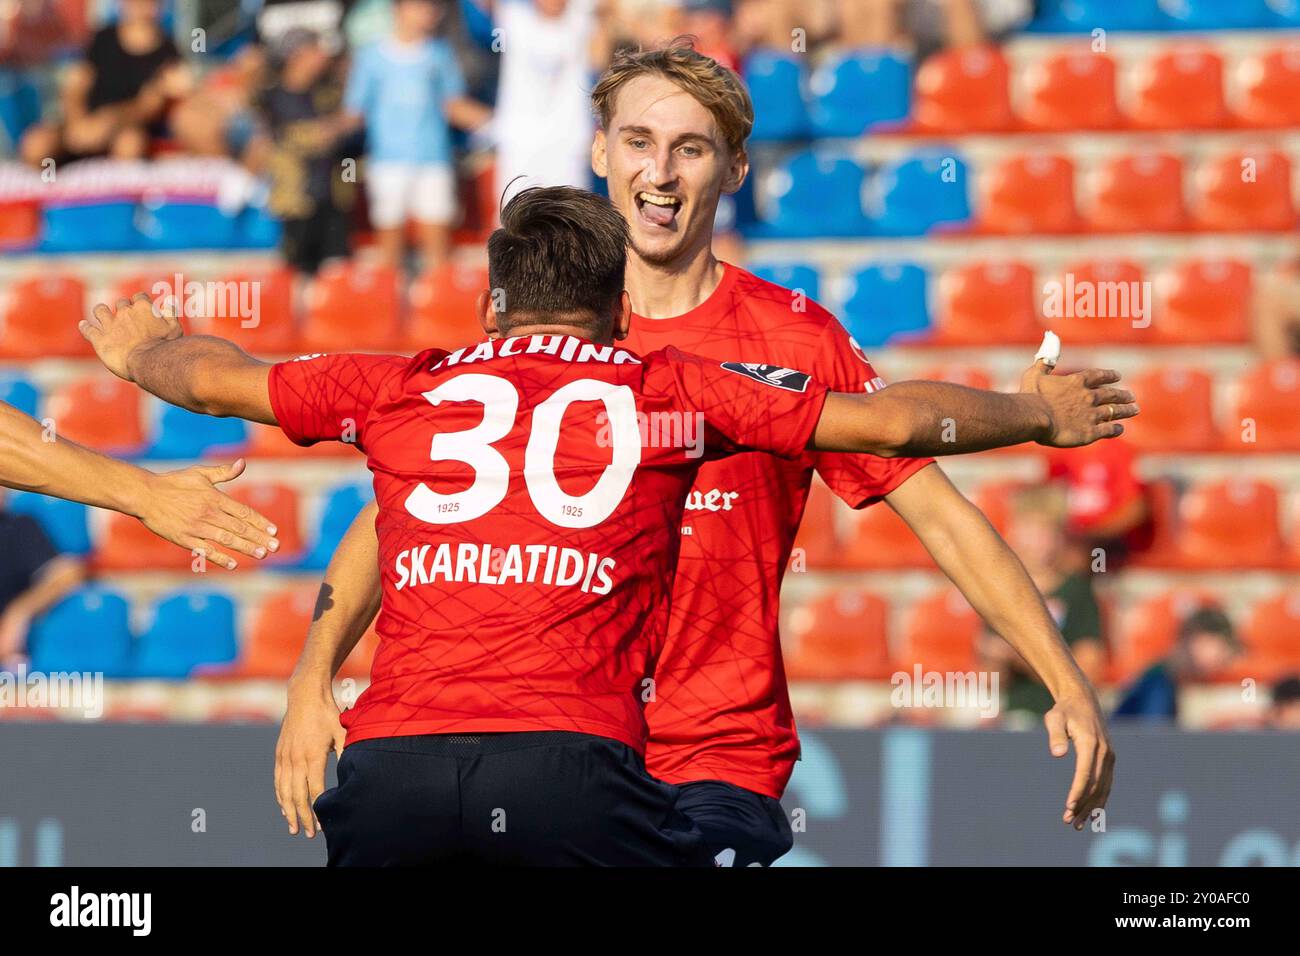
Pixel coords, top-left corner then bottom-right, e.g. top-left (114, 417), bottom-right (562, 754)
top-left (638, 145), bottom-right (677, 190)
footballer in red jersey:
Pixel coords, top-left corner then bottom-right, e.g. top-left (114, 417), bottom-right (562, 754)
top-left (78, 186), bottom-right (1135, 865)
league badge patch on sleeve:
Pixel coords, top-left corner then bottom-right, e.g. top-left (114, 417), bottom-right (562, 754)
top-left (720, 362), bottom-right (811, 393)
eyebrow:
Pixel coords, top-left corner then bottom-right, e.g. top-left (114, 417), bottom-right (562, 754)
top-left (616, 125), bottom-right (715, 147)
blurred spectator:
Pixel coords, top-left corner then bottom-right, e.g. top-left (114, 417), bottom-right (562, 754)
top-left (680, 0), bottom-right (740, 72)
top-left (18, 0), bottom-right (190, 166)
top-left (1113, 607), bottom-right (1241, 722)
top-left (0, 0), bottom-right (78, 67)
top-left (1269, 676), bottom-right (1300, 730)
top-left (839, 0), bottom-right (1031, 59)
top-left (0, 489), bottom-right (86, 670)
top-left (478, 0), bottom-right (599, 205)
top-left (1045, 438), bottom-right (1150, 567)
top-left (257, 27), bottom-right (355, 274)
top-left (978, 487), bottom-right (1106, 719)
top-left (343, 0), bottom-right (491, 270)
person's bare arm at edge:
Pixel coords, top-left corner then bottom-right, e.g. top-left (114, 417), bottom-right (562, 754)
top-left (885, 465), bottom-right (1114, 831)
top-left (275, 503), bottom-right (381, 838)
top-left (79, 293), bottom-right (276, 423)
top-left (0, 401), bottom-right (278, 569)
top-left (811, 359), bottom-right (1138, 456)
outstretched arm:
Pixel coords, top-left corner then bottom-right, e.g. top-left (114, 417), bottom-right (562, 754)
top-left (0, 401), bottom-right (278, 568)
top-left (80, 293), bottom-right (275, 423)
top-left (812, 359), bottom-right (1137, 456)
top-left (276, 502), bottom-right (381, 838)
top-left (885, 465), bottom-right (1114, 831)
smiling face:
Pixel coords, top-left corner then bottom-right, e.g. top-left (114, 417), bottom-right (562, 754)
top-left (593, 73), bottom-right (747, 269)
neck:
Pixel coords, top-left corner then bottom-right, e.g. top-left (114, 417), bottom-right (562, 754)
top-left (493, 323), bottom-right (611, 343)
top-left (624, 243), bottom-right (726, 320)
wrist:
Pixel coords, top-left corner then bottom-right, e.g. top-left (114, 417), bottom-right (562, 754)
top-left (287, 665), bottom-right (336, 699)
top-left (1019, 393), bottom-right (1053, 444)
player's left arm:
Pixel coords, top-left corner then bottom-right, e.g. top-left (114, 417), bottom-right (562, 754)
top-left (885, 465), bottom-right (1114, 831)
top-left (80, 293), bottom-right (276, 423)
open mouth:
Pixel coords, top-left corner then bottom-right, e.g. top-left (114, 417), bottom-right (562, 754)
top-left (634, 191), bottom-right (682, 229)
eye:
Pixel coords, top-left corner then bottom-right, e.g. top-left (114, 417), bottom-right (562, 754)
top-left (679, 145), bottom-right (701, 158)
top-left (629, 138), bottom-right (649, 150)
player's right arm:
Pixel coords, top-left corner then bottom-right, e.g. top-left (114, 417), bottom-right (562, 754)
top-left (276, 502), bottom-right (381, 839)
top-left (813, 359), bottom-right (1138, 456)
top-left (79, 293), bottom-right (276, 423)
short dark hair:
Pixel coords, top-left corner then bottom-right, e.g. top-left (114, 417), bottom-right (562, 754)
top-left (1178, 606), bottom-right (1237, 646)
top-left (1272, 675), bottom-right (1300, 706)
top-left (487, 186), bottom-right (629, 337)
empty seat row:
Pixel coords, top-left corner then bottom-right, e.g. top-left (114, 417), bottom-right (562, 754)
top-left (1029, 0), bottom-right (1300, 33)
top-left (8, 480), bottom-right (371, 571)
top-left (785, 583), bottom-right (1300, 686)
top-left (0, 260), bottom-right (491, 360)
top-left (748, 255), bottom-right (1255, 347)
top-left (26, 586), bottom-right (376, 680)
top-left (794, 475), bottom-right (1300, 573)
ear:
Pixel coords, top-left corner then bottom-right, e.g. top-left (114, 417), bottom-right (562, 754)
top-left (721, 147), bottom-right (749, 196)
top-left (612, 291), bottom-right (632, 341)
top-left (591, 129), bottom-right (609, 179)
top-left (477, 289), bottom-right (501, 339)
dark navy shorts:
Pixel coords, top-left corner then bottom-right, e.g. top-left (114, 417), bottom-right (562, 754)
top-left (313, 731), bottom-right (713, 867)
top-left (673, 780), bottom-right (794, 867)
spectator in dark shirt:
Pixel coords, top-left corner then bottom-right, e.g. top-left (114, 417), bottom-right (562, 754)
top-left (256, 27), bottom-right (355, 273)
top-left (18, 0), bottom-right (190, 165)
top-left (0, 489), bottom-right (85, 669)
top-left (1268, 675), bottom-right (1300, 730)
top-left (979, 486), bottom-right (1106, 719)
top-left (1113, 607), bottom-right (1240, 722)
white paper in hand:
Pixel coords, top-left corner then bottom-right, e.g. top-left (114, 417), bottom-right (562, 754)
top-left (1035, 330), bottom-right (1061, 368)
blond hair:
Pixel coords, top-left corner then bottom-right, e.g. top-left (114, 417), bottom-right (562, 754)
top-left (591, 37), bottom-right (754, 156)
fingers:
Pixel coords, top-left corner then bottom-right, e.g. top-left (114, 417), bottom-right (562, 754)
top-left (196, 520), bottom-right (273, 562)
top-left (274, 748), bottom-right (300, 835)
top-left (1064, 733), bottom-right (1099, 830)
top-left (179, 536), bottom-right (239, 571)
top-left (203, 458), bottom-right (247, 484)
top-left (1090, 386), bottom-right (1135, 407)
top-left (290, 760), bottom-right (317, 839)
top-left (1044, 709), bottom-right (1070, 758)
top-left (1080, 368), bottom-right (1121, 388)
top-left (1069, 739), bottom-right (1116, 832)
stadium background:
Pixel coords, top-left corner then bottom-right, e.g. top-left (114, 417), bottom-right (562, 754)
top-left (2, 0), bottom-right (1299, 865)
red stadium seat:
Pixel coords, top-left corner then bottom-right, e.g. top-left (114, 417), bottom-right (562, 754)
top-left (405, 262), bottom-right (489, 352)
top-left (935, 260), bottom-right (1041, 345)
top-left (1154, 258), bottom-right (1251, 344)
top-left (1235, 45), bottom-right (1300, 128)
top-left (238, 587), bottom-right (318, 678)
top-left (912, 44), bottom-right (1013, 132)
top-left (785, 587), bottom-right (891, 681)
top-left (1119, 366), bottom-right (1219, 453)
top-left (225, 482), bottom-right (305, 566)
top-left (1046, 258), bottom-right (1150, 344)
top-left (915, 362), bottom-right (993, 390)
top-left (1242, 592), bottom-right (1300, 663)
top-left (839, 500), bottom-right (932, 569)
top-left (1177, 479), bottom-right (1286, 569)
top-left (0, 200), bottom-right (41, 249)
top-left (1085, 152), bottom-right (1187, 233)
top-left (44, 376), bottom-right (147, 455)
top-left (978, 153), bottom-right (1078, 234)
top-left (107, 271), bottom-right (185, 315)
top-left (1112, 589), bottom-right (1221, 682)
top-left (94, 511), bottom-right (197, 571)
top-left (1126, 479), bottom-right (1181, 570)
top-left (791, 477), bottom-right (842, 571)
top-left (896, 589), bottom-right (978, 673)
top-left (337, 625), bottom-right (380, 681)
top-left (0, 272), bottom-right (92, 358)
top-left (1229, 360), bottom-right (1300, 452)
top-left (300, 261), bottom-right (402, 352)
top-left (244, 422), bottom-right (359, 459)
top-left (200, 267), bottom-right (298, 355)
top-left (1192, 149), bottom-right (1295, 232)
top-left (1020, 48), bottom-right (1119, 131)
top-left (1128, 47), bottom-right (1228, 130)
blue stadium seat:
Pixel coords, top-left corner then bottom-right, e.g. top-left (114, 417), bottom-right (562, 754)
top-left (744, 50), bottom-right (809, 141)
top-left (753, 151), bottom-right (871, 238)
top-left (294, 482), bottom-right (374, 571)
top-left (809, 50), bottom-right (911, 137)
top-left (237, 205), bottom-right (283, 249)
top-left (1161, 0), bottom-right (1272, 29)
top-left (749, 262), bottom-right (821, 303)
top-left (1027, 0), bottom-right (1166, 31)
top-left (41, 201), bottom-right (141, 253)
top-left (5, 492), bottom-right (92, 555)
top-left (136, 201), bottom-right (240, 250)
top-left (146, 402), bottom-right (248, 460)
top-left (133, 591), bottom-right (238, 678)
top-left (0, 374), bottom-right (39, 418)
top-left (1269, 0), bottom-right (1300, 26)
top-left (29, 588), bottom-right (133, 677)
top-left (841, 262), bottom-right (932, 347)
top-left (866, 149), bottom-right (971, 236)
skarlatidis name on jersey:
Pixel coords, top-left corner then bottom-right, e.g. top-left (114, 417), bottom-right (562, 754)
top-left (394, 540), bottom-right (617, 596)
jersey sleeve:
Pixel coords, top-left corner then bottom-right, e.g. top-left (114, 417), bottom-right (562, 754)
top-left (268, 352), bottom-right (409, 450)
top-left (809, 316), bottom-right (933, 509)
top-left (343, 47), bottom-right (376, 115)
top-left (644, 347), bottom-right (829, 460)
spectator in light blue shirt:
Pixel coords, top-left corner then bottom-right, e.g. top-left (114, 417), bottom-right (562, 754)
top-left (343, 0), bottom-right (491, 270)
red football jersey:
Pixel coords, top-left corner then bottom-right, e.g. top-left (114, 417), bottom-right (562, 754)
top-left (269, 334), bottom-right (829, 752)
top-left (622, 264), bottom-right (934, 797)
